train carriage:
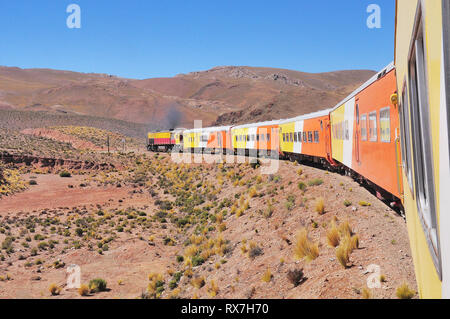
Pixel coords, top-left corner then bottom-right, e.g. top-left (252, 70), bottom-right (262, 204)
top-left (204, 126), bottom-right (233, 154)
top-left (330, 63), bottom-right (402, 201)
top-left (395, 0), bottom-right (450, 298)
top-left (279, 109), bottom-right (333, 165)
top-left (231, 120), bottom-right (282, 157)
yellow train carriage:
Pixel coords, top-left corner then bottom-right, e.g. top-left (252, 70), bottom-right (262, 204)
top-left (231, 126), bottom-right (249, 150)
top-left (395, 0), bottom-right (450, 298)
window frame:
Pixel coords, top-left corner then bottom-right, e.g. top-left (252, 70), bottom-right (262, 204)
top-left (369, 111), bottom-right (378, 142)
top-left (399, 81), bottom-right (414, 192)
top-left (361, 114), bottom-right (368, 141)
top-left (379, 107), bottom-right (391, 143)
top-left (314, 131), bottom-right (319, 143)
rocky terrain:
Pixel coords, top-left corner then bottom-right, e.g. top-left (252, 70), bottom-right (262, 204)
top-left (0, 126), bottom-right (417, 299)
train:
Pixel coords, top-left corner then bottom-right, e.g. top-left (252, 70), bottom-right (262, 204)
top-left (147, 0), bottom-right (449, 298)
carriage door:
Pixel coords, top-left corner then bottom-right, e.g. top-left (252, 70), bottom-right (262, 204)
top-left (355, 102), bottom-right (361, 165)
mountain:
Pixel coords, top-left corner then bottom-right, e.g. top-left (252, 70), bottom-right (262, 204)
top-left (0, 65), bottom-right (375, 129)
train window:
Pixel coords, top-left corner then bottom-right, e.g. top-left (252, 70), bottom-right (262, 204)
top-left (369, 112), bottom-right (378, 142)
top-left (303, 132), bottom-right (307, 142)
top-left (408, 9), bottom-right (440, 273)
top-left (380, 107), bottom-right (391, 143)
top-left (261, 134), bottom-right (265, 142)
top-left (314, 131), bottom-right (319, 143)
top-left (294, 132), bottom-right (298, 142)
top-left (361, 114), bottom-right (367, 141)
top-left (282, 133), bottom-right (286, 142)
top-left (267, 133), bottom-right (270, 141)
top-left (289, 133), bottom-right (293, 142)
top-left (308, 132), bottom-right (313, 143)
top-left (399, 84), bottom-right (414, 191)
top-left (297, 132), bottom-right (301, 142)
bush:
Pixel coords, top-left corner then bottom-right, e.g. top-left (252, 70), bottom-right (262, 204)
top-left (89, 278), bottom-right (107, 293)
top-left (326, 222), bottom-right (340, 247)
top-left (396, 283), bottom-right (415, 299)
top-left (287, 269), bottom-right (304, 287)
top-left (262, 268), bottom-right (272, 283)
top-left (49, 283), bottom-right (61, 296)
top-left (293, 228), bottom-right (319, 262)
top-left (315, 198), bottom-right (325, 214)
top-left (298, 182), bottom-right (307, 191)
top-left (307, 178), bottom-right (323, 186)
top-left (29, 180), bottom-right (38, 185)
top-left (59, 171), bottom-right (71, 178)
top-left (78, 284), bottom-right (90, 296)
top-left (191, 255), bottom-right (205, 267)
top-left (343, 200), bottom-right (352, 207)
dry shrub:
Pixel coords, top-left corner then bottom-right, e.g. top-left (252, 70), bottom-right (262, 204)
top-left (338, 220), bottom-right (353, 238)
top-left (287, 269), bottom-right (304, 287)
top-left (336, 243), bottom-right (350, 268)
top-left (262, 268), bottom-right (272, 283)
top-left (78, 284), bottom-right (90, 296)
top-left (396, 283), bottom-right (415, 299)
top-left (315, 197), bottom-right (325, 214)
top-left (326, 221), bottom-right (340, 247)
top-left (191, 276), bottom-right (205, 289)
top-left (49, 283), bottom-right (61, 296)
top-left (293, 228), bottom-right (319, 262)
top-left (362, 287), bottom-right (372, 299)
top-left (207, 280), bottom-right (219, 297)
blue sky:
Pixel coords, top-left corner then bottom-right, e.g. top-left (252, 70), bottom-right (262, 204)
top-left (0, 0), bottom-right (395, 79)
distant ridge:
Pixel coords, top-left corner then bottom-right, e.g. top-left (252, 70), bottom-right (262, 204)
top-left (0, 65), bottom-right (375, 129)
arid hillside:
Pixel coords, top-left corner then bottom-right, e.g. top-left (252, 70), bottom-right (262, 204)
top-left (0, 126), bottom-right (417, 299)
top-left (0, 66), bottom-right (375, 129)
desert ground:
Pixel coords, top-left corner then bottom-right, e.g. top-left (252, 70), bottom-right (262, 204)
top-left (0, 125), bottom-right (417, 299)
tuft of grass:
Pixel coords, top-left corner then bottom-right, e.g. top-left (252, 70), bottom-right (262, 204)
top-left (249, 187), bottom-right (257, 198)
top-left (326, 222), bottom-right (340, 247)
top-left (293, 228), bottom-right (319, 262)
top-left (362, 287), bottom-right (372, 299)
top-left (191, 276), bottom-right (205, 289)
top-left (207, 280), bottom-right (219, 297)
top-left (262, 268), bottom-right (272, 283)
top-left (358, 201), bottom-right (371, 207)
top-left (78, 284), bottom-right (90, 296)
top-left (336, 243), bottom-right (350, 268)
top-left (315, 197), bottom-right (325, 214)
top-left (298, 182), bottom-right (307, 191)
top-left (338, 220), bottom-right (353, 238)
top-left (307, 178), bottom-right (323, 186)
top-left (49, 283), bottom-right (61, 296)
top-left (248, 242), bottom-right (263, 259)
top-left (379, 274), bottom-right (387, 283)
top-left (343, 200), bottom-right (352, 207)
top-left (59, 171), bottom-right (71, 178)
top-left (89, 278), bottom-right (107, 293)
top-left (396, 283), bottom-right (415, 299)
